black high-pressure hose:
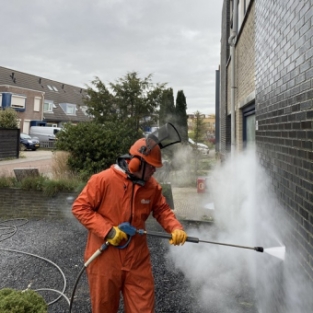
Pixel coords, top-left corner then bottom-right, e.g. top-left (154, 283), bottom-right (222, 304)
top-left (69, 242), bottom-right (109, 313)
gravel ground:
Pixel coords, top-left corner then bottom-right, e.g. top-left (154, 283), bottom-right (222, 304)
top-left (0, 217), bottom-right (207, 313)
top-left (0, 217), bottom-right (258, 313)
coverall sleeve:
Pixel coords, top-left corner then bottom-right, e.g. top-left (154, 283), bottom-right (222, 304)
top-left (72, 174), bottom-right (112, 239)
top-left (152, 184), bottom-right (184, 233)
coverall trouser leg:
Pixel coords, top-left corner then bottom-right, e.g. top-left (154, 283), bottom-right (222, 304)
top-left (122, 263), bottom-right (155, 313)
top-left (87, 264), bottom-right (155, 313)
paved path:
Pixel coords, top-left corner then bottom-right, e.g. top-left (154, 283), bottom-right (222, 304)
top-left (172, 186), bottom-right (215, 223)
top-left (0, 150), bottom-right (54, 177)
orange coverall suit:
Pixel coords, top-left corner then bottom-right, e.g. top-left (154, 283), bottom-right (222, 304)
top-left (72, 164), bottom-right (184, 313)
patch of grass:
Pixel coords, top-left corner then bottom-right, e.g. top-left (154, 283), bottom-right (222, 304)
top-left (0, 176), bottom-right (16, 188)
top-left (51, 151), bottom-right (76, 179)
top-left (42, 178), bottom-right (85, 196)
top-left (0, 173), bottom-right (86, 196)
top-left (18, 175), bottom-right (48, 191)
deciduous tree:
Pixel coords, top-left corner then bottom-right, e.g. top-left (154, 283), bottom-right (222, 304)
top-left (109, 72), bottom-right (166, 135)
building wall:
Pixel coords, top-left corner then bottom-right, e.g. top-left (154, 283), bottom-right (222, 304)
top-left (236, 2), bottom-right (255, 105)
top-left (219, 0), bottom-right (313, 310)
top-left (235, 1), bottom-right (256, 150)
top-left (223, 1), bottom-right (256, 153)
top-left (255, 0), bottom-right (313, 279)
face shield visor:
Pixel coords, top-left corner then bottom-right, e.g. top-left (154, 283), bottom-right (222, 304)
top-left (145, 122), bottom-right (181, 153)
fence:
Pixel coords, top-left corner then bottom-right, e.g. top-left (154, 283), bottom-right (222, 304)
top-left (39, 141), bottom-right (56, 149)
top-left (0, 128), bottom-right (20, 160)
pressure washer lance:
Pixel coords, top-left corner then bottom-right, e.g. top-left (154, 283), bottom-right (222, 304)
top-left (119, 222), bottom-right (264, 253)
top-left (142, 230), bottom-right (264, 252)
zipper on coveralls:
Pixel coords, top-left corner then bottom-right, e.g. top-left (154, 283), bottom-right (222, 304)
top-left (129, 183), bottom-right (135, 224)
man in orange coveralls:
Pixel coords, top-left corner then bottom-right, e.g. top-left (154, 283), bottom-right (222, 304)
top-left (72, 124), bottom-right (187, 313)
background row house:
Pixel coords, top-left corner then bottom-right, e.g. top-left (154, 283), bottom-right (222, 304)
top-left (0, 66), bottom-right (91, 134)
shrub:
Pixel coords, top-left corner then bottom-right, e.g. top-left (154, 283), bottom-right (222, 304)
top-left (0, 288), bottom-right (47, 313)
top-left (55, 121), bottom-right (140, 180)
top-left (0, 108), bottom-right (19, 128)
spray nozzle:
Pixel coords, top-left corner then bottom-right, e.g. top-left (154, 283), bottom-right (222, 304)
top-left (254, 247), bottom-right (264, 253)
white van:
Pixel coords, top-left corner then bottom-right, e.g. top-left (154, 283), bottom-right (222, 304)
top-left (29, 126), bottom-right (62, 142)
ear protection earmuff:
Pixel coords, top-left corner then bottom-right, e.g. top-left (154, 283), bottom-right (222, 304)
top-left (128, 144), bottom-right (149, 173)
top-left (128, 156), bottom-right (142, 173)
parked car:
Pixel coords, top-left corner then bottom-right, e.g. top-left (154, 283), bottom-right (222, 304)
top-left (29, 126), bottom-right (62, 142)
top-left (188, 138), bottom-right (210, 155)
top-left (20, 133), bottom-right (40, 151)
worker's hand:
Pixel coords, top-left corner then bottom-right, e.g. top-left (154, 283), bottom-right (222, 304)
top-left (170, 229), bottom-right (187, 246)
top-left (106, 226), bottom-right (128, 246)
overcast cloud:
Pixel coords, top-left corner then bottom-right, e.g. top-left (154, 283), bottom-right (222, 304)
top-left (3, 0), bottom-right (223, 114)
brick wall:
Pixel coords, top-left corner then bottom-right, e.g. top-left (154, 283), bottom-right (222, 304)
top-left (0, 185), bottom-right (175, 220)
top-left (236, 2), bottom-right (255, 105)
top-left (236, 1), bottom-right (256, 151)
top-left (255, 0), bottom-right (313, 279)
top-left (0, 188), bottom-right (78, 219)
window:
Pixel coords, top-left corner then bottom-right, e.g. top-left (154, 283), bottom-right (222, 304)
top-left (47, 85), bottom-right (53, 91)
top-left (66, 104), bottom-right (76, 114)
top-left (52, 86), bottom-right (58, 92)
top-left (34, 97), bottom-right (41, 112)
top-left (11, 95), bottom-right (26, 109)
top-left (242, 103), bottom-right (255, 148)
top-left (44, 100), bottom-right (54, 112)
top-left (59, 103), bottom-right (77, 115)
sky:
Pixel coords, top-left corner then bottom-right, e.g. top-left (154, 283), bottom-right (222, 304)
top-left (2, 0), bottom-right (223, 115)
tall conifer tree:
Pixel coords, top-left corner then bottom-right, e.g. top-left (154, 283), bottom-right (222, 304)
top-left (175, 90), bottom-right (188, 143)
top-left (159, 88), bottom-right (176, 125)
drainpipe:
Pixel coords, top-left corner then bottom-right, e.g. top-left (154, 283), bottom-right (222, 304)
top-left (228, 0), bottom-right (238, 155)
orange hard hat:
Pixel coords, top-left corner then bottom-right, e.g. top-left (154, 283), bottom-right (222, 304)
top-left (129, 138), bottom-right (163, 168)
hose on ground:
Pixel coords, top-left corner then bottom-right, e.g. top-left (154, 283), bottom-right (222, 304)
top-left (0, 218), bottom-right (70, 307)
